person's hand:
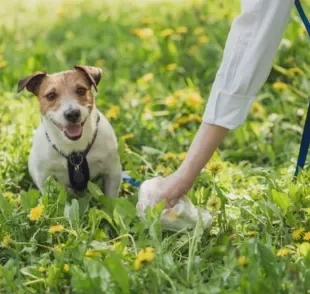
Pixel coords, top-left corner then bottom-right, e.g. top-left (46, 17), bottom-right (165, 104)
top-left (158, 170), bottom-right (193, 208)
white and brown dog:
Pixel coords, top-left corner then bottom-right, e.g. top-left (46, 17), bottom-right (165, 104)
top-left (18, 65), bottom-right (122, 196)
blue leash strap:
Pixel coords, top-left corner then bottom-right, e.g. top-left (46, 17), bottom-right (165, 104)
top-left (294, 0), bottom-right (310, 177)
top-left (122, 171), bottom-right (142, 188)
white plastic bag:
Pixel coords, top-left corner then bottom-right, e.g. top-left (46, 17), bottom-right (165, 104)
top-left (136, 177), bottom-right (213, 231)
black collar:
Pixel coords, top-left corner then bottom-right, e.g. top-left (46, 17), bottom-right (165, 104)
top-left (45, 113), bottom-right (100, 191)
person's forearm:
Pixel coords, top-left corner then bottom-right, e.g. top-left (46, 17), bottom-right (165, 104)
top-left (176, 122), bottom-right (228, 187)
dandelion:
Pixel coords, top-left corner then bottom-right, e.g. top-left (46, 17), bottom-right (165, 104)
top-left (186, 92), bottom-right (202, 107)
top-left (28, 204), bottom-right (44, 221)
top-left (272, 82), bottom-right (288, 91)
top-left (207, 195), bottom-right (221, 211)
top-left (163, 152), bottom-right (176, 161)
top-left (38, 267), bottom-right (46, 273)
top-left (176, 26), bottom-right (188, 34)
top-left (193, 27), bottom-right (204, 35)
top-left (106, 105), bottom-right (120, 120)
top-left (207, 161), bottom-right (223, 175)
top-left (131, 28), bottom-right (154, 39)
top-left (3, 192), bottom-right (14, 200)
top-left (165, 95), bottom-right (177, 107)
top-left (292, 228), bottom-right (305, 240)
top-left (303, 232), bottom-right (310, 241)
top-left (140, 17), bottom-right (153, 25)
top-left (134, 247), bottom-right (155, 270)
top-left (141, 73), bottom-right (154, 82)
top-left (142, 95), bottom-right (151, 103)
top-left (122, 133), bottom-right (134, 141)
top-left (247, 231), bottom-right (258, 237)
top-left (85, 249), bottom-right (101, 258)
top-left (251, 102), bottom-right (265, 117)
top-left (63, 264), bottom-right (70, 272)
top-left (156, 164), bottom-right (172, 177)
top-left (165, 63), bottom-right (177, 71)
top-left (1, 234), bottom-right (12, 248)
top-left (237, 256), bottom-right (248, 266)
top-left (48, 224), bottom-right (64, 234)
top-left (160, 28), bottom-right (174, 38)
top-left (198, 35), bottom-right (209, 44)
top-left (178, 152), bottom-right (187, 161)
top-left (288, 67), bottom-right (304, 75)
top-left (277, 248), bottom-right (295, 257)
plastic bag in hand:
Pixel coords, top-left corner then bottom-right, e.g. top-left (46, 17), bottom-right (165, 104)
top-left (136, 177), bottom-right (213, 231)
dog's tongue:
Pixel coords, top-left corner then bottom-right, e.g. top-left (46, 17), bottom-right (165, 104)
top-left (64, 124), bottom-right (82, 138)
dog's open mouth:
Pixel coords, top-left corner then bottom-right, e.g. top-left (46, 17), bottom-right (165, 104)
top-left (64, 124), bottom-right (83, 141)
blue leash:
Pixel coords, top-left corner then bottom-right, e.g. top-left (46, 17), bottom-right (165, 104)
top-left (294, 0), bottom-right (310, 176)
top-left (122, 171), bottom-right (142, 188)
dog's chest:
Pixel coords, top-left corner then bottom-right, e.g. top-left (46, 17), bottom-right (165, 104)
top-left (49, 151), bottom-right (105, 186)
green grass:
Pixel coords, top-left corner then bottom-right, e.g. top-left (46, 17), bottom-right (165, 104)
top-left (0, 0), bottom-right (310, 293)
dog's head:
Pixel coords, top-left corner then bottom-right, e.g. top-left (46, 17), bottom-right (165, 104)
top-left (17, 65), bottom-right (102, 141)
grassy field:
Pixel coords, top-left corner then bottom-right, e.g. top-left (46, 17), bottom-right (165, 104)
top-left (0, 0), bottom-right (310, 293)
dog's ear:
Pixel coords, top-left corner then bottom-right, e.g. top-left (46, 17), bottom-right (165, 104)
top-left (17, 72), bottom-right (47, 95)
top-left (74, 65), bottom-right (102, 91)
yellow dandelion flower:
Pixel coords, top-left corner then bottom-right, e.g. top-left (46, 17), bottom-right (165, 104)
top-left (163, 152), bottom-right (176, 161)
top-left (131, 28), bottom-right (154, 39)
top-left (198, 35), bottom-right (209, 44)
top-left (142, 94), bottom-right (151, 103)
top-left (0, 60), bottom-right (8, 69)
top-left (176, 116), bottom-right (190, 124)
top-left (155, 164), bottom-right (172, 177)
top-left (251, 102), bottom-right (265, 116)
top-left (165, 95), bottom-right (177, 107)
top-left (277, 248), bottom-right (295, 257)
top-left (186, 92), bottom-right (202, 107)
top-left (48, 224), bottom-right (64, 234)
top-left (272, 82), bottom-right (288, 91)
top-left (1, 234), bottom-right (12, 248)
top-left (187, 114), bottom-right (202, 123)
top-left (140, 17), bottom-right (153, 25)
top-left (160, 28), bottom-right (174, 37)
top-left (247, 231), bottom-right (258, 237)
top-left (303, 232), bottom-right (310, 241)
top-left (141, 73), bottom-right (154, 82)
top-left (207, 195), bottom-right (221, 211)
top-left (28, 204), bottom-right (44, 221)
top-left (134, 247), bottom-right (155, 270)
top-left (106, 105), bottom-right (120, 120)
top-left (207, 161), bottom-right (223, 175)
top-left (3, 192), bottom-right (15, 200)
top-left (122, 133), bottom-right (134, 141)
top-left (237, 256), bottom-right (248, 266)
top-left (38, 267), bottom-right (46, 273)
top-left (63, 264), bottom-right (70, 272)
top-left (292, 228), bottom-right (305, 240)
top-left (176, 26), bottom-right (188, 34)
top-left (288, 67), bottom-right (304, 75)
top-left (85, 249), bottom-right (101, 258)
top-left (178, 152), bottom-right (187, 161)
top-left (166, 63), bottom-right (177, 71)
top-left (193, 27), bottom-right (204, 35)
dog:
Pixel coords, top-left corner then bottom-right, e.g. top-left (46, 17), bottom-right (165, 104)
top-left (17, 65), bottom-right (122, 197)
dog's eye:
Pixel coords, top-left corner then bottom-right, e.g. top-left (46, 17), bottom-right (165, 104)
top-left (46, 92), bottom-right (57, 101)
top-left (76, 88), bottom-right (86, 96)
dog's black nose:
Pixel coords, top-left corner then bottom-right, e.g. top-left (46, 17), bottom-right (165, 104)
top-left (64, 109), bottom-right (81, 123)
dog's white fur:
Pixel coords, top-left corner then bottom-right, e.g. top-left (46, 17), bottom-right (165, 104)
top-left (29, 107), bottom-right (122, 196)
top-left (23, 68), bottom-right (122, 196)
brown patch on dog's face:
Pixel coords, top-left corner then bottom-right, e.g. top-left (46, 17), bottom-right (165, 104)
top-left (18, 66), bottom-right (102, 140)
top-left (37, 70), bottom-right (95, 115)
